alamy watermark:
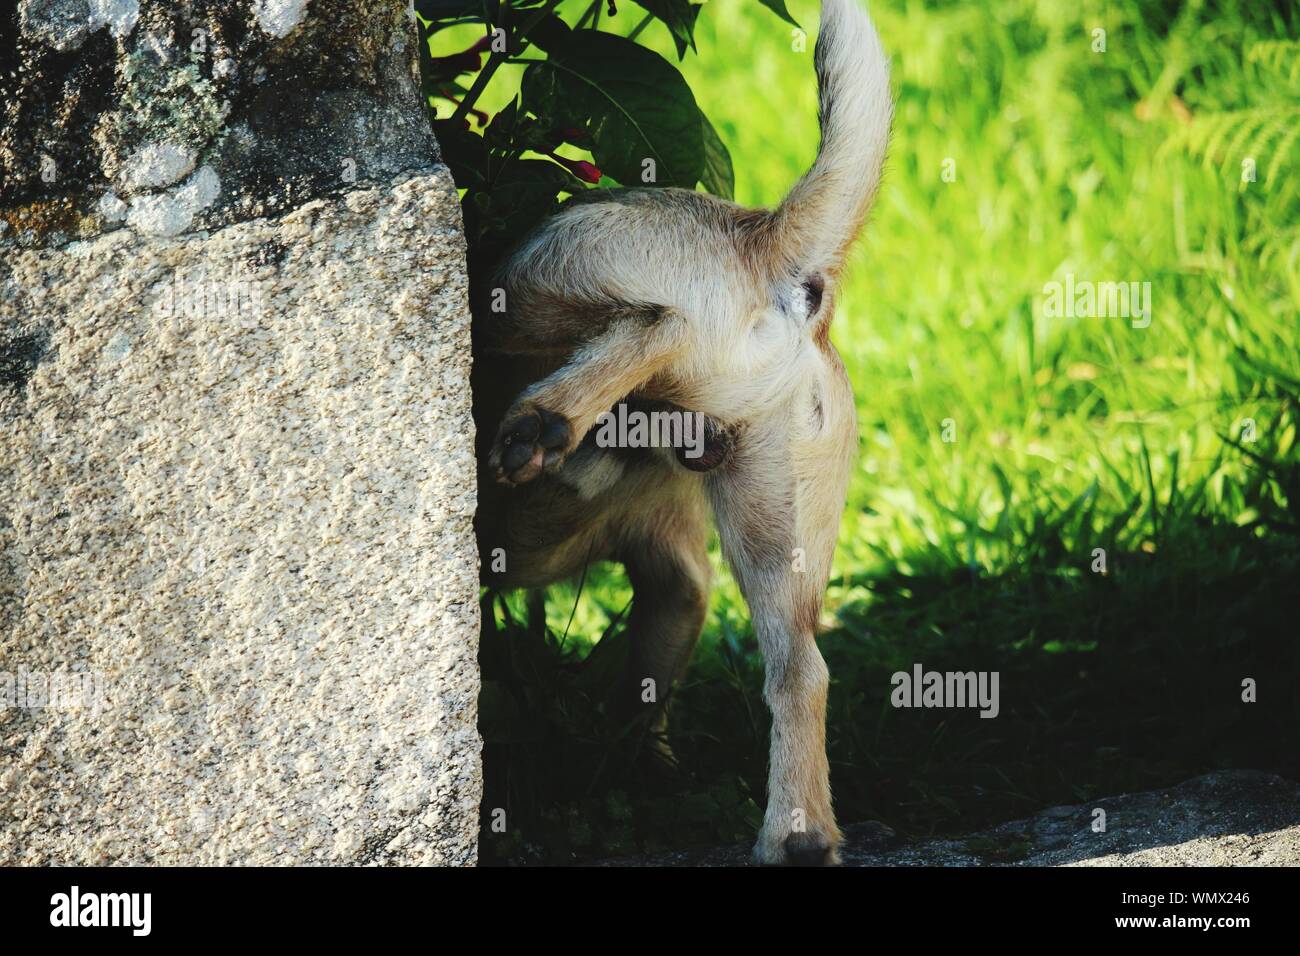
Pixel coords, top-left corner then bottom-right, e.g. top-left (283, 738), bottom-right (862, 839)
top-left (594, 402), bottom-right (706, 459)
top-left (891, 664), bottom-right (1000, 719)
top-left (152, 266), bottom-right (264, 323)
top-left (1041, 273), bottom-right (1151, 329)
top-left (1, 668), bottom-right (104, 714)
top-left (50, 886), bottom-right (151, 936)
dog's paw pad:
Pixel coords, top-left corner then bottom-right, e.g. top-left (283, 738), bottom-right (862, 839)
top-left (494, 408), bottom-right (571, 484)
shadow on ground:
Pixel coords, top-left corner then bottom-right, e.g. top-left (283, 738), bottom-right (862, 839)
top-left (479, 496), bottom-right (1300, 866)
top-left (597, 771), bottom-right (1300, 866)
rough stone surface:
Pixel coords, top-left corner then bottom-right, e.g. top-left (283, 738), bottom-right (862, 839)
top-left (2, 0), bottom-right (480, 865)
top-left (2, 0), bottom-right (437, 246)
top-left (599, 771), bottom-right (1300, 866)
top-left (0, 169), bottom-right (480, 865)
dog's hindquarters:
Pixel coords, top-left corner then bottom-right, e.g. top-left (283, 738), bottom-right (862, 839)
top-left (473, 0), bottom-right (892, 866)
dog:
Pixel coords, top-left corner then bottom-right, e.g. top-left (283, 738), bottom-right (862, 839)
top-left (472, 0), bottom-right (892, 865)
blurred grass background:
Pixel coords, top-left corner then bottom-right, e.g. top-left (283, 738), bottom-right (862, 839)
top-left (453, 0), bottom-right (1300, 863)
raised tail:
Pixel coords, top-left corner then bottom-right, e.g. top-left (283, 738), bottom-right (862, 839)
top-left (770, 0), bottom-right (892, 275)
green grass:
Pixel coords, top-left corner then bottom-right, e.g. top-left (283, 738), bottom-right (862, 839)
top-left (471, 0), bottom-right (1300, 864)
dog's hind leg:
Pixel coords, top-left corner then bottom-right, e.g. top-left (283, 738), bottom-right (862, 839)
top-left (489, 314), bottom-right (687, 484)
top-left (705, 409), bottom-right (853, 866)
top-left (609, 489), bottom-right (713, 755)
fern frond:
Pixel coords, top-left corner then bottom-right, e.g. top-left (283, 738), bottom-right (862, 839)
top-left (1246, 40), bottom-right (1300, 86)
top-left (1165, 106), bottom-right (1300, 186)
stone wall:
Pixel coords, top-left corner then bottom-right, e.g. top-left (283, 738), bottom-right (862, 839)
top-left (3, 0), bottom-right (435, 241)
top-left (1, 0), bottom-right (481, 864)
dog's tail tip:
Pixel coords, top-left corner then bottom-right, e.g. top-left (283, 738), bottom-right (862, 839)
top-left (772, 0), bottom-right (893, 272)
top-left (820, 0), bottom-right (892, 137)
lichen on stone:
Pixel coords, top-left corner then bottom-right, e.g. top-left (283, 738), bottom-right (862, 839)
top-left (18, 0), bottom-right (94, 52)
top-left (97, 191), bottom-right (128, 223)
top-left (125, 164), bottom-right (221, 236)
top-left (253, 0), bottom-right (312, 39)
top-left (119, 140), bottom-right (199, 192)
top-left (88, 0), bottom-right (141, 38)
top-left (17, 0), bottom-right (140, 52)
top-left (107, 48), bottom-right (230, 176)
top-left (5, 0), bottom-right (437, 247)
top-left (0, 197), bottom-right (87, 246)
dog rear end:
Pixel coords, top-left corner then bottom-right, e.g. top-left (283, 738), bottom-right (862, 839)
top-left (473, 0), bottom-right (892, 864)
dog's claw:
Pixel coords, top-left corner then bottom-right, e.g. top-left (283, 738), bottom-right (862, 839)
top-left (782, 831), bottom-right (837, 866)
top-left (493, 406), bottom-right (572, 484)
top-left (753, 818), bottom-right (843, 866)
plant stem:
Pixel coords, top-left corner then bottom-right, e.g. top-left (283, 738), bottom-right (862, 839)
top-left (627, 12), bottom-right (653, 40)
top-left (451, 0), bottom-right (565, 124)
top-left (576, 0), bottom-right (602, 28)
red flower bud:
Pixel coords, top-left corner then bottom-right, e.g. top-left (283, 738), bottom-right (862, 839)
top-left (571, 160), bottom-right (601, 184)
top-left (548, 152), bottom-right (601, 184)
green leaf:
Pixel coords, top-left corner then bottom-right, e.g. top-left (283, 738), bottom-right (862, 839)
top-left (462, 158), bottom-right (570, 266)
top-left (433, 119), bottom-right (489, 191)
top-left (483, 98), bottom-right (554, 156)
top-left (756, 0), bottom-right (799, 29)
top-left (414, 0), bottom-right (482, 23)
top-left (521, 29), bottom-right (706, 189)
top-left (482, 98), bottom-right (522, 153)
top-left (632, 0), bottom-right (701, 58)
top-left (524, 13), bottom-right (574, 53)
top-left (491, 158), bottom-right (571, 212)
top-left (699, 112), bottom-right (734, 199)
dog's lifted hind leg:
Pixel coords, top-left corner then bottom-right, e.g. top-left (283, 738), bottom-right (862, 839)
top-left (489, 313), bottom-right (687, 485)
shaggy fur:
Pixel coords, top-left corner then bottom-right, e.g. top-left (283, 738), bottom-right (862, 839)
top-left (473, 0), bottom-right (892, 865)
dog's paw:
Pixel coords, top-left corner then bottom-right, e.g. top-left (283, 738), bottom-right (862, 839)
top-left (752, 818), bottom-right (842, 866)
top-left (491, 405), bottom-right (572, 485)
